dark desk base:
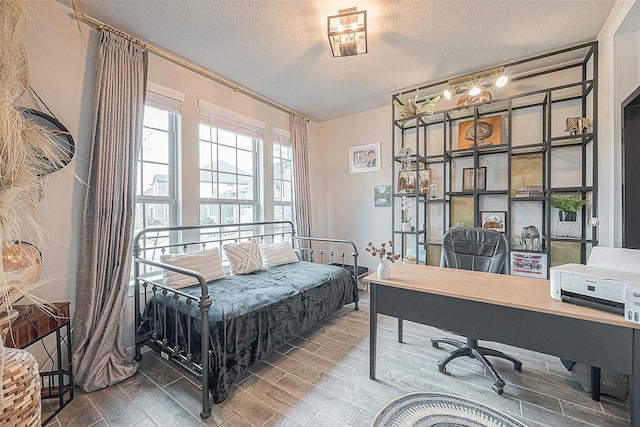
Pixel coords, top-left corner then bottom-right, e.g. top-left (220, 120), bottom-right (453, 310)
top-left (368, 283), bottom-right (640, 426)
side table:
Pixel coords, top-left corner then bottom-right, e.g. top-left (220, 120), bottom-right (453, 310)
top-left (6, 302), bottom-right (74, 425)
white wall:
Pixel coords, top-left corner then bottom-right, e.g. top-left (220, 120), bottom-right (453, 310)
top-left (309, 106), bottom-right (393, 272)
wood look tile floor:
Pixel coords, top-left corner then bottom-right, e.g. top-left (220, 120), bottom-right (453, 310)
top-left (45, 292), bottom-right (631, 426)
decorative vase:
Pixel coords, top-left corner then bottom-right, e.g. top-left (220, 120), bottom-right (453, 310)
top-left (377, 262), bottom-right (391, 280)
top-left (556, 211), bottom-right (580, 238)
top-left (401, 222), bottom-right (412, 232)
top-left (558, 211), bottom-right (577, 222)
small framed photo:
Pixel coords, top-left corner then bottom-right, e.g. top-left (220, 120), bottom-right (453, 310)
top-left (398, 169), bottom-right (431, 194)
top-left (349, 143), bottom-right (381, 174)
top-left (481, 211), bottom-right (506, 233)
top-left (462, 167), bottom-right (487, 191)
top-left (511, 251), bottom-right (548, 279)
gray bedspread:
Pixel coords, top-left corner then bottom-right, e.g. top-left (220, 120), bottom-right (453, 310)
top-left (137, 261), bottom-right (357, 403)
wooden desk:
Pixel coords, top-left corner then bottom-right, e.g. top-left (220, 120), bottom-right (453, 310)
top-left (364, 263), bottom-right (640, 426)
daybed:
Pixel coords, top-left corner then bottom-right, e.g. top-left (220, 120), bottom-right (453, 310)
top-left (132, 221), bottom-right (360, 419)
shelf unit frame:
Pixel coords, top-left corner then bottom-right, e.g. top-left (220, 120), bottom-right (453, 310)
top-left (391, 42), bottom-right (598, 276)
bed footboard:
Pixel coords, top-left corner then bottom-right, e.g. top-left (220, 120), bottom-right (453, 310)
top-left (293, 236), bottom-right (361, 310)
top-left (133, 221), bottom-right (360, 419)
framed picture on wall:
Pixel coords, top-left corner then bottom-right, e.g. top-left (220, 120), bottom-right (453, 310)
top-left (462, 167), bottom-right (487, 191)
top-left (480, 211), bottom-right (506, 233)
top-left (349, 143), bottom-right (381, 174)
top-left (373, 185), bottom-right (391, 207)
top-left (511, 251), bottom-right (548, 279)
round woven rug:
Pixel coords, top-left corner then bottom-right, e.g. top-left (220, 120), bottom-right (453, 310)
top-left (371, 392), bottom-right (528, 427)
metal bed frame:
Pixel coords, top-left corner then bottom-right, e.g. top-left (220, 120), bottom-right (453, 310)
top-left (132, 221), bottom-right (360, 419)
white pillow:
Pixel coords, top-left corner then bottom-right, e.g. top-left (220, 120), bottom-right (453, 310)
top-left (160, 247), bottom-right (225, 289)
top-left (260, 241), bottom-right (299, 268)
top-left (223, 240), bottom-right (264, 275)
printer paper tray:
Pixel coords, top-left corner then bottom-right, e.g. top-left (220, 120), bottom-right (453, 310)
top-left (561, 291), bottom-right (624, 316)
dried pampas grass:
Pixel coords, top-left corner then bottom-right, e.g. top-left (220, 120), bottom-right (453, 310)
top-left (0, 0), bottom-right (68, 313)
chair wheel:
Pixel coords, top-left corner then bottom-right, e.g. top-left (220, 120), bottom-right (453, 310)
top-left (431, 342), bottom-right (439, 349)
top-left (492, 384), bottom-right (504, 395)
top-left (514, 362), bottom-right (523, 372)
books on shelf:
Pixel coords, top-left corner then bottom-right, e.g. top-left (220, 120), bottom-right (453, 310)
top-left (515, 185), bottom-right (544, 198)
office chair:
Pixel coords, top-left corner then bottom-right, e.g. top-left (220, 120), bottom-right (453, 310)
top-left (431, 228), bottom-right (522, 394)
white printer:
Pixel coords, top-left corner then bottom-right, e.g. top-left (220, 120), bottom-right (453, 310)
top-left (550, 247), bottom-right (640, 324)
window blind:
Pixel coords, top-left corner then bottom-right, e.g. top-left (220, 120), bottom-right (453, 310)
top-left (198, 99), bottom-right (265, 140)
top-left (146, 82), bottom-right (184, 115)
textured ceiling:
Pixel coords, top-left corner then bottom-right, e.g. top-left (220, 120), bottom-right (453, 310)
top-left (68, 0), bottom-right (616, 122)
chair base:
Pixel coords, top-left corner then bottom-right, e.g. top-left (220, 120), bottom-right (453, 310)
top-left (432, 337), bottom-right (523, 395)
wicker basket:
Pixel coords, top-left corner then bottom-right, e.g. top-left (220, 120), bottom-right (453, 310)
top-left (0, 345), bottom-right (41, 426)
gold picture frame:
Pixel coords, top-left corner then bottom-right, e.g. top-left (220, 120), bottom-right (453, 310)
top-left (458, 115), bottom-right (502, 149)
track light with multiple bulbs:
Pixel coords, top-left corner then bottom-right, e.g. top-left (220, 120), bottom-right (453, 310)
top-left (443, 66), bottom-right (509, 100)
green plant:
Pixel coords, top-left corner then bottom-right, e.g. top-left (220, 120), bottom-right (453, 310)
top-left (393, 90), bottom-right (440, 119)
top-left (398, 147), bottom-right (412, 171)
top-left (551, 193), bottom-right (587, 212)
top-left (401, 216), bottom-right (412, 224)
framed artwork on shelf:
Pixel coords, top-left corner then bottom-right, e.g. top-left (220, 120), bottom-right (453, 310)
top-left (373, 185), bottom-right (391, 207)
top-left (462, 166), bottom-right (487, 191)
top-left (481, 211), bottom-right (506, 233)
top-left (450, 195), bottom-right (474, 227)
top-left (397, 169), bottom-right (431, 194)
top-left (511, 251), bottom-right (548, 279)
top-left (511, 153), bottom-right (543, 197)
top-left (349, 143), bottom-right (381, 174)
top-left (458, 115), bottom-right (502, 149)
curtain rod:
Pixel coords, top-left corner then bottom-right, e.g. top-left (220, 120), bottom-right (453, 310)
top-left (77, 13), bottom-right (306, 120)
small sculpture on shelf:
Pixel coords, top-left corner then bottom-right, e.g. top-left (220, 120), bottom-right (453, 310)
top-left (564, 117), bottom-right (591, 135)
top-left (520, 225), bottom-right (541, 251)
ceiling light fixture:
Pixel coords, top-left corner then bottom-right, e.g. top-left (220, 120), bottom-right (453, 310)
top-left (327, 7), bottom-right (367, 57)
top-left (444, 66), bottom-right (509, 100)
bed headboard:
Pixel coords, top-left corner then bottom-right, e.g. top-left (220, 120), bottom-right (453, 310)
top-left (133, 221), bottom-right (360, 278)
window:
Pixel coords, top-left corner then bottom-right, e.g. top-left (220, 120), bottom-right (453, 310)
top-left (135, 85), bottom-right (182, 272)
top-left (273, 130), bottom-right (294, 223)
top-left (198, 100), bottom-right (264, 225)
top-left (136, 105), bottom-right (179, 233)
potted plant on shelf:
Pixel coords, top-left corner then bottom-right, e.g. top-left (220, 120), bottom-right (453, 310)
top-left (551, 193), bottom-right (587, 222)
top-left (401, 216), bottom-right (413, 232)
top-left (551, 193), bottom-right (587, 238)
top-left (393, 90), bottom-right (440, 120)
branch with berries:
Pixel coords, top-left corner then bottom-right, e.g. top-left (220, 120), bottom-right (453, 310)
top-left (365, 241), bottom-right (401, 263)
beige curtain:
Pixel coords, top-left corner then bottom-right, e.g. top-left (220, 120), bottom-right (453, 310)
top-left (290, 114), bottom-right (313, 244)
top-left (72, 30), bottom-right (148, 392)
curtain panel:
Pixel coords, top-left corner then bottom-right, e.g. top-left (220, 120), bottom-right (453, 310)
top-left (72, 30), bottom-right (148, 392)
top-left (290, 114), bottom-right (313, 258)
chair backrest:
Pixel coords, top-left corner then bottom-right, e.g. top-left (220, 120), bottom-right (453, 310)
top-left (440, 228), bottom-right (508, 274)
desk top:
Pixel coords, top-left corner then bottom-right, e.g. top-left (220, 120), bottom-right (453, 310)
top-left (364, 263), bottom-right (639, 329)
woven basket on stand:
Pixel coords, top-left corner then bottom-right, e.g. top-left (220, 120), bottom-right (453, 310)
top-left (0, 311), bottom-right (41, 426)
